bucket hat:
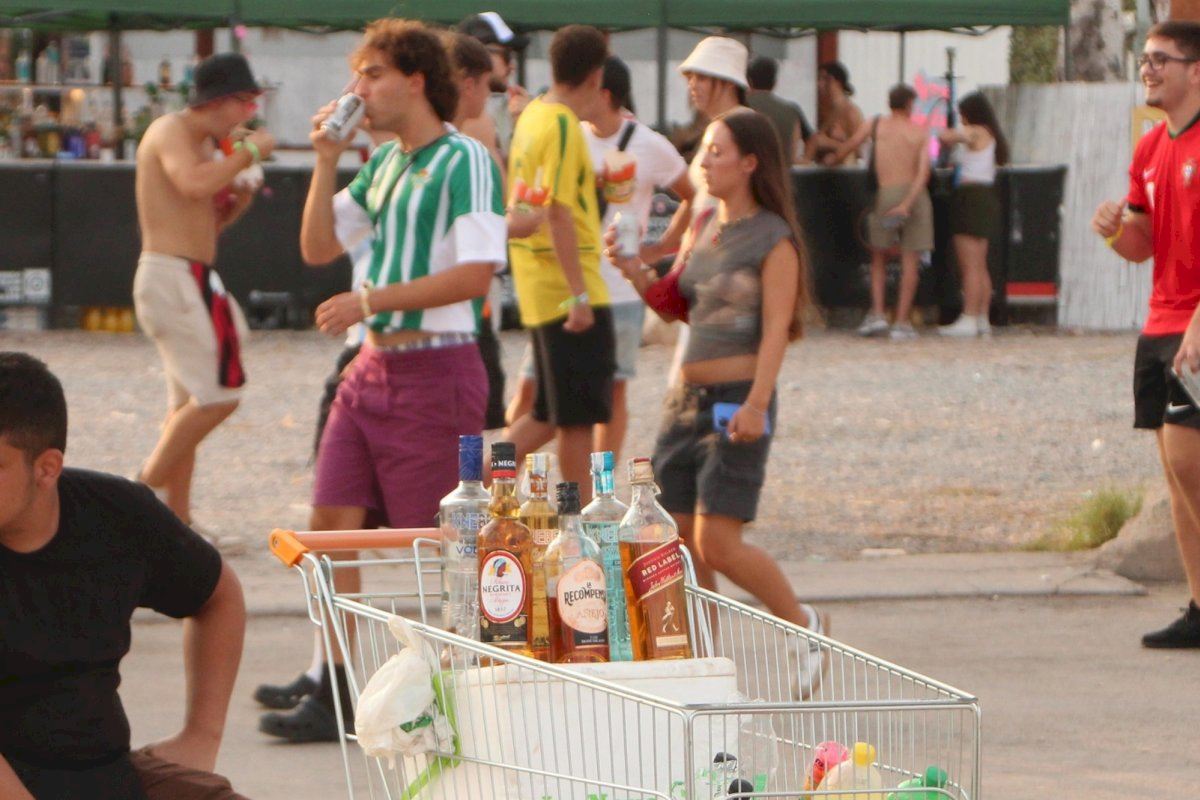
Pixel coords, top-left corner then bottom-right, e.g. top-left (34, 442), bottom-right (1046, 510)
top-left (678, 37), bottom-right (748, 90)
top-left (189, 53), bottom-right (261, 107)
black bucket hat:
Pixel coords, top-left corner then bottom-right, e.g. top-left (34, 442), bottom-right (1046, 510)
top-left (457, 12), bottom-right (530, 50)
top-left (189, 53), bottom-right (262, 107)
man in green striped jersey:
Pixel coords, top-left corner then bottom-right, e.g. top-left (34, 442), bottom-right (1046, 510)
top-left (260, 19), bottom-right (505, 743)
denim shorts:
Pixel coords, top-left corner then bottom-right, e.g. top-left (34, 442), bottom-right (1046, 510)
top-left (652, 380), bottom-right (777, 522)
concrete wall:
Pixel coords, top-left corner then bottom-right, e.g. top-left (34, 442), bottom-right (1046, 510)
top-left (986, 81), bottom-right (1150, 330)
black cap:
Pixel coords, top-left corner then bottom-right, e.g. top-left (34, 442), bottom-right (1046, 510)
top-left (556, 482), bottom-right (580, 515)
top-left (189, 53), bottom-right (261, 107)
top-left (458, 12), bottom-right (530, 50)
top-left (818, 60), bottom-right (854, 96)
top-left (490, 442), bottom-right (517, 475)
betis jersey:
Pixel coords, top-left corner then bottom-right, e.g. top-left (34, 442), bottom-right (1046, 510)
top-left (1127, 116), bottom-right (1200, 335)
top-left (333, 128), bottom-right (506, 334)
top-left (508, 97), bottom-right (610, 327)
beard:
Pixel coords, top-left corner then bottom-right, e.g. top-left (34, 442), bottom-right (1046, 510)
top-left (488, 76), bottom-right (507, 93)
top-left (1146, 94), bottom-right (1164, 108)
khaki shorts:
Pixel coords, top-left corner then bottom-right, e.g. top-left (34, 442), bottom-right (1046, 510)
top-left (133, 252), bottom-right (249, 409)
top-left (867, 185), bottom-right (934, 252)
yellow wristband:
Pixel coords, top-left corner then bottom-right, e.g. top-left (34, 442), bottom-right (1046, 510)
top-left (1105, 223), bottom-right (1123, 249)
top-left (233, 139), bottom-right (261, 164)
top-left (359, 286), bottom-right (373, 319)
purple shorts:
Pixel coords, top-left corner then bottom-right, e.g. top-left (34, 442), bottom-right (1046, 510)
top-left (312, 343), bottom-right (487, 526)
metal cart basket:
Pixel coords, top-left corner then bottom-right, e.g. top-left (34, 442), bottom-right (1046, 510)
top-left (270, 528), bottom-right (981, 800)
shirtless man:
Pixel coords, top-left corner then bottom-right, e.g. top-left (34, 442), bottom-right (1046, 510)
top-left (805, 61), bottom-right (864, 165)
top-left (832, 83), bottom-right (932, 340)
top-left (132, 53), bottom-right (276, 531)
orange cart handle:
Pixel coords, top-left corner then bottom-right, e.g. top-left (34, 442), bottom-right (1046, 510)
top-left (269, 527), bottom-right (441, 568)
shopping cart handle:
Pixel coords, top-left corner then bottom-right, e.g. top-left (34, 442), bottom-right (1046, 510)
top-left (268, 527), bottom-right (441, 568)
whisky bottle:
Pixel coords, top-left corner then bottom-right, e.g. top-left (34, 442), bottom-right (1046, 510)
top-left (519, 452), bottom-right (556, 661)
top-left (582, 451), bottom-right (632, 662)
top-left (545, 482), bottom-right (608, 663)
top-left (619, 458), bottom-right (692, 661)
top-left (439, 434), bottom-right (489, 639)
top-left (477, 442), bottom-right (534, 656)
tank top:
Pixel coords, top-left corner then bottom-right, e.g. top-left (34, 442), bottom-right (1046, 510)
top-left (956, 139), bottom-right (996, 185)
top-left (678, 208), bottom-right (794, 364)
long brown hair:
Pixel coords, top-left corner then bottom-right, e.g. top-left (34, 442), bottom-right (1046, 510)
top-left (715, 108), bottom-right (812, 340)
top-left (957, 92), bottom-right (1009, 166)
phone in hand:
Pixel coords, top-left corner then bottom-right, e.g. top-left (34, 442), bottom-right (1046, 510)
top-left (712, 402), bottom-right (772, 437)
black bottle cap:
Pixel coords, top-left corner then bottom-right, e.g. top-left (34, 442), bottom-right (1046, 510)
top-left (556, 481), bottom-right (580, 515)
top-left (491, 442), bottom-right (517, 477)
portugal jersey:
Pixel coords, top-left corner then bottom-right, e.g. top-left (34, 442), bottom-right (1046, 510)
top-left (1127, 115), bottom-right (1200, 335)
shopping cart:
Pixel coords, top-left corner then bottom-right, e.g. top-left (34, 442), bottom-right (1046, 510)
top-left (270, 528), bottom-right (981, 799)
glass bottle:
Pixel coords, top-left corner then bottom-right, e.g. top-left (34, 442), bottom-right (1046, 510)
top-left (518, 452), bottom-right (556, 661)
top-left (439, 434), bottom-right (489, 640)
top-left (545, 482), bottom-right (609, 663)
top-left (477, 442), bottom-right (534, 656)
top-left (582, 451), bottom-right (633, 662)
top-left (618, 458), bottom-right (692, 661)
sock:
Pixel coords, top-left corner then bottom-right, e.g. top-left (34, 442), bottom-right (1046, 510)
top-left (799, 603), bottom-right (823, 635)
top-left (305, 642), bottom-right (324, 684)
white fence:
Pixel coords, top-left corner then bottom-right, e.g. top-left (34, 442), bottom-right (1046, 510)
top-left (985, 81), bottom-right (1152, 330)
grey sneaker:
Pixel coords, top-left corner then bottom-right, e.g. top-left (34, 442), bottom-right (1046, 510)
top-left (890, 322), bottom-right (918, 341)
top-left (790, 605), bottom-right (831, 701)
top-left (857, 313), bottom-right (890, 337)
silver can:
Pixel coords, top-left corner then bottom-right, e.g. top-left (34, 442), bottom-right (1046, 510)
top-left (614, 211), bottom-right (640, 259)
top-left (321, 93), bottom-right (365, 141)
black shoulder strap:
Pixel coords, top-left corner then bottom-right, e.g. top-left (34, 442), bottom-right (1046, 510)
top-left (617, 121), bottom-right (636, 152)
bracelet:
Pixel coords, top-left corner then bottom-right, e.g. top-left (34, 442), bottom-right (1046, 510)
top-left (358, 285), bottom-right (374, 319)
top-left (1105, 223), bottom-right (1123, 249)
top-left (744, 401), bottom-right (769, 417)
top-left (558, 291), bottom-right (589, 311)
top-left (233, 139), bottom-right (261, 164)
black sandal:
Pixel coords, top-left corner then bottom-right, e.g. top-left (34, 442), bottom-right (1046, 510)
top-left (253, 673), bottom-right (317, 710)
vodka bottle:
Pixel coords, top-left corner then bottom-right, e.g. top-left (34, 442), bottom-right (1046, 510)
top-left (439, 435), bottom-right (489, 639)
top-left (582, 451), bottom-right (632, 661)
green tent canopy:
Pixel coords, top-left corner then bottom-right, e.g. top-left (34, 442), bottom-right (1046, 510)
top-left (0, 0), bottom-right (1068, 32)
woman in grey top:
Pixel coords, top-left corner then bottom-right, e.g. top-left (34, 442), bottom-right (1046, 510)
top-left (609, 109), bottom-right (829, 699)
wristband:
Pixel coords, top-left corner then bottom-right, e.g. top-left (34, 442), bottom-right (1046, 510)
top-left (558, 291), bottom-right (589, 311)
top-left (1105, 223), bottom-right (1123, 249)
top-left (233, 139), bottom-right (261, 164)
top-left (744, 401), bottom-right (769, 417)
top-left (358, 285), bottom-right (374, 319)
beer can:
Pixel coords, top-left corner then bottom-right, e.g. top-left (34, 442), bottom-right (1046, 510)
top-left (614, 212), bottom-right (640, 259)
top-left (321, 93), bottom-right (365, 141)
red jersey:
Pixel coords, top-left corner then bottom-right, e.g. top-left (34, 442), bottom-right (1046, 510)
top-left (1127, 117), bottom-right (1200, 335)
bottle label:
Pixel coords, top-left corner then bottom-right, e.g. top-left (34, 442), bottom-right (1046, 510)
top-left (557, 561), bottom-right (608, 638)
top-left (532, 528), bottom-right (556, 547)
top-left (445, 511), bottom-right (487, 558)
top-left (479, 551), bottom-right (526, 624)
top-left (626, 539), bottom-right (685, 601)
top-left (583, 520), bottom-right (619, 547)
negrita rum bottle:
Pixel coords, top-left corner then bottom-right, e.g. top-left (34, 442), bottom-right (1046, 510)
top-left (477, 442), bottom-right (534, 656)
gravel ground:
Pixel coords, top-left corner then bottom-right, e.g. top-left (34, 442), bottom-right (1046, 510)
top-left (4, 326), bottom-right (1160, 573)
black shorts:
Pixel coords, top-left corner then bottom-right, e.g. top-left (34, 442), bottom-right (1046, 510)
top-left (652, 381), bottom-right (777, 522)
top-left (530, 306), bottom-right (616, 427)
top-left (1133, 333), bottom-right (1200, 429)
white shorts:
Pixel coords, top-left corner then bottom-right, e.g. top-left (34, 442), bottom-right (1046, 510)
top-left (133, 252), bottom-right (249, 408)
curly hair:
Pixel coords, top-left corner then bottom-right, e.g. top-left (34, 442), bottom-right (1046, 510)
top-left (355, 19), bottom-right (459, 122)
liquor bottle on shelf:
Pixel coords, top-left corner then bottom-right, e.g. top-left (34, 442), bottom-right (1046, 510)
top-left (518, 452), bottom-right (556, 661)
top-left (439, 434), bottom-right (489, 640)
top-left (477, 442), bottom-right (534, 656)
top-left (619, 457), bottom-right (692, 661)
top-left (15, 45), bottom-right (31, 84)
top-left (545, 482), bottom-right (609, 663)
top-left (158, 56), bottom-right (171, 88)
top-left (582, 450), bottom-right (632, 662)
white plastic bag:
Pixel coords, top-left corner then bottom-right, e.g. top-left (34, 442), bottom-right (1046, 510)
top-left (354, 615), bottom-right (453, 767)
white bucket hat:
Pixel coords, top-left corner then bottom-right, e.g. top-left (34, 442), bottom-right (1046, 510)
top-left (678, 36), bottom-right (749, 90)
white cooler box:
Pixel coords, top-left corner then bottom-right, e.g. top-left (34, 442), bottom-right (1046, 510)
top-left (399, 656), bottom-right (751, 799)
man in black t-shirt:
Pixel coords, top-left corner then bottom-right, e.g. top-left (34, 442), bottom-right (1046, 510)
top-left (0, 352), bottom-right (249, 800)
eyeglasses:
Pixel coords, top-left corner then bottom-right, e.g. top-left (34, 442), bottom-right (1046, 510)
top-left (1138, 52), bottom-right (1199, 71)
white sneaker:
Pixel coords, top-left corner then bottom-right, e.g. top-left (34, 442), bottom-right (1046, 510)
top-left (791, 604), bottom-right (830, 701)
top-left (889, 323), bottom-right (918, 341)
top-left (857, 313), bottom-right (889, 337)
top-left (938, 315), bottom-right (979, 337)
top-left (977, 316), bottom-right (993, 338)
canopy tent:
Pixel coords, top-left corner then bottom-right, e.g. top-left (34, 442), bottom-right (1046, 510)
top-left (0, 0), bottom-right (1068, 33)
